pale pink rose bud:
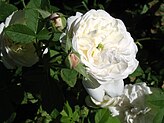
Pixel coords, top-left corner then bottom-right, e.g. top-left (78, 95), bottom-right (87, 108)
top-left (68, 53), bottom-right (79, 69)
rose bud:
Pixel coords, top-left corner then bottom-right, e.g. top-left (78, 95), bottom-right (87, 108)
top-left (65, 53), bottom-right (79, 69)
top-left (50, 13), bottom-right (66, 32)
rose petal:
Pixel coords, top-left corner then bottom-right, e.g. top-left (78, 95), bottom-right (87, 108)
top-left (91, 95), bottom-right (122, 116)
top-left (0, 23), bottom-right (5, 34)
top-left (108, 106), bottom-right (120, 116)
top-left (4, 12), bottom-right (15, 27)
top-left (102, 79), bottom-right (124, 97)
top-left (67, 12), bottom-right (82, 34)
top-left (124, 82), bottom-right (152, 103)
top-left (82, 76), bottom-right (105, 102)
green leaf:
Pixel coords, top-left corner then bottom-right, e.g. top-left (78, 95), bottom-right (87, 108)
top-left (61, 35), bottom-right (72, 53)
top-left (80, 106), bottom-right (89, 118)
top-left (50, 68), bottom-right (59, 81)
top-left (95, 108), bottom-right (121, 123)
top-left (25, 8), bottom-right (39, 33)
top-left (146, 88), bottom-right (164, 108)
top-left (153, 108), bottom-right (164, 123)
top-left (61, 68), bottom-right (78, 87)
top-left (61, 101), bottom-right (73, 117)
top-left (129, 65), bottom-right (144, 77)
top-left (66, 36), bottom-right (72, 53)
top-left (141, 4), bottom-right (149, 14)
top-left (72, 111), bottom-right (80, 122)
top-left (27, 0), bottom-right (42, 9)
top-left (60, 102), bottom-right (80, 123)
top-left (72, 106), bottom-right (80, 122)
top-left (36, 9), bottom-right (51, 19)
top-left (4, 24), bottom-right (36, 44)
top-left (0, 1), bottom-right (17, 21)
top-left (9, 10), bottom-right (25, 25)
top-left (27, 0), bottom-right (50, 10)
top-left (4, 112), bottom-right (16, 123)
top-left (21, 92), bottom-right (38, 104)
top-left (37, 28), bottom-right (51, 40)
top-left (74, 63), bottom-right (88, 79)
top-left (39, 0), bottom-right (50, 10)
top-left (50, 108), bottom-right (60, 119)
top-left (60, 116), bottom-right (72, 123)
top-left (50, 50), bottom-right (60, 58)
top-left (50, 5), bottom-right (60, 12)
top-left (52, 32), bottom-right (62, 42)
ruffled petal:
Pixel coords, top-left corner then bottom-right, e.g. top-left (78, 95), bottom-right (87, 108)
top-left (124, 82), bottom-right (152, 103)
top-left (108, 106), bottom-right (119, 116)
top-left (102, 79), bottom-right (124, 97)
top-left (67, 12), bottom-right (82, 32)
top-left (91, 95), bottom-right (122, 116)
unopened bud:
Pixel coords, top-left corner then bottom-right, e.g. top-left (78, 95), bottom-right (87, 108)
top-left (66, 53), bottom-right (79, 69)
top-left (50, 13), bottom-right (66, 32)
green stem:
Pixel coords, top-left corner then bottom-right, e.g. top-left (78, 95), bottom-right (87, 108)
top-left (136, 37), bottom-right (160, 42)
top-left (21, 0), bottom-right (26, 8)
top-left (82, 1), bottom-right (89, 11)
top-left (81, 117), bottom-right (85, 123)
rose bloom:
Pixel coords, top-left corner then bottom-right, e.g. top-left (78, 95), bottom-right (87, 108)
top-left (62, 9), bottom-right (139, 102)
top-left (91, 83), bottom-right (152, 123)
top-left (0, 11), bottom-right (39, 69)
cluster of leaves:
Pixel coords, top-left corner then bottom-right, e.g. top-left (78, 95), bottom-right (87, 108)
top-left (0, 0), bottom-right (164, 123)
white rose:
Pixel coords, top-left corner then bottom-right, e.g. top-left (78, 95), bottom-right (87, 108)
top-left (90, 83), bottom-right (152, 123)
top-left (68, 9), bottom-right (139, 82)
top-left (62, 9), bottom-right (139, 101)
top-left (0, 11), bottom-right (39, 69)
top-left (123, 83), bottom-right (152, 123)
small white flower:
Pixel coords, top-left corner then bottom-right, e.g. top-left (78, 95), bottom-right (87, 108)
top-left (0, 11), bottom-right (39, 69)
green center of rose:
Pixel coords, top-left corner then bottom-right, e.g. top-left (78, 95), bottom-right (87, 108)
top-left (91, 43), bottom-right (104, 56)
top-left (96, 43), bottom-right (104, 51)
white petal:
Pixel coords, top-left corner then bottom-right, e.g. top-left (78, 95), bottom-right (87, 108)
top-left (102, 79), bottom-right (124, 97)
top-left (91, 95), bottom-right (122, 116)
top-left (59, 33), bottom-right (66, 43)
top-left (67, 12), bottom-right (82, 32)
top-left (4, 12), bottom-right (15, 27)
top-left (109, 106), bottom-right (120, 116)
top-left (82, 77), bottom-right (105, 102)
top-left (124, 82), bottom-right (152, 103)
top-left (0, 23), bottom-right (5, 34)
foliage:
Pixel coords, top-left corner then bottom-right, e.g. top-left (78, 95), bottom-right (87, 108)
top-left (0, 0), bottom-right (163, 123)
